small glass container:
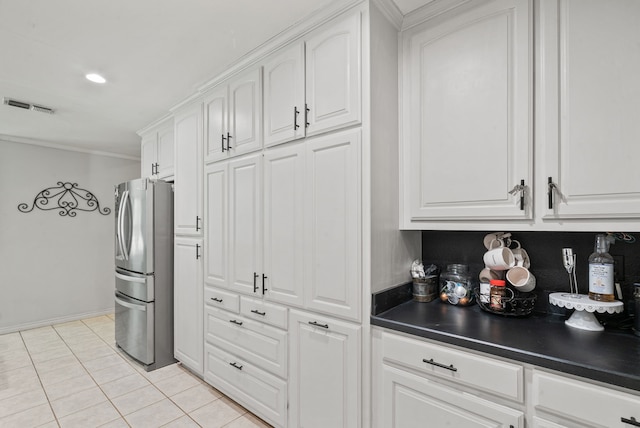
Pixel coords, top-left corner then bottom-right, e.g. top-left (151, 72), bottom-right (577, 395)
top-left (439, 264), bottom-right (474, 306)
top-left (490, 279), bottom-right (507, 311)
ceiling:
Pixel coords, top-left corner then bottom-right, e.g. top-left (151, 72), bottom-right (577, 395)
top-left (0, 0), bottom-right (419, 159)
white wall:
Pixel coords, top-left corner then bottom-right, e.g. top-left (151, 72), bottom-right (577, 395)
top-left (0, 139), bottom-right (139, 333)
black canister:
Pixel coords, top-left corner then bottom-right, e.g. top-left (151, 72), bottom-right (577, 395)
top-left (634, 283), bottom-right (640, 337)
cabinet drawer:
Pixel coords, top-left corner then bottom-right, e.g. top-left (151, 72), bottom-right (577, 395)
top-left (204, 286), bottom-right (239, 313)
top-left (533, 370), bottom-right (640, 427)
top-left (381, 331), bottom-right (523, 401)
top-left (240, 296), bottom-right (288, 330)
top-left (204, 344), bottom-right (286, 428)
top-left (205, 306), bottom-right (287, 378)
top-left (382, 364), bottom-right (523, 427)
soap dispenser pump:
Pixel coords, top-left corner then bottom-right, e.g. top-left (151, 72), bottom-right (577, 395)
top-left (588, 234), bottom-right (615, 302)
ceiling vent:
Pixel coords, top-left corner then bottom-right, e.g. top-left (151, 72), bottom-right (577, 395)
top-left (3, 97), bottom-right (55, 114)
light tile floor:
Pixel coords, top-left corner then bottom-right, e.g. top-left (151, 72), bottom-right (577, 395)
top-left (0, 315), bottom-right (272, 428)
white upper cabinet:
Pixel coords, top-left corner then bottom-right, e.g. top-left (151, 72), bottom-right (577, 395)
top-left (305, 12), bottom-right (361, 137)
top-left (203, 67), bottom-right (262, 163)
top-left (539, 0), bottom-right (640, 220)
top-left (174, 101), bottom-right (204, 236)
top-left (203, 85), bottom-right (228, 163)
top-left (140, 118), bottom-right (174, 180)
top-left (262, 11), bottom-right (361, 149)
top-left (401, 0), bottom-right (532, 223)
top-left (263, 42), bottom-right (306, 147)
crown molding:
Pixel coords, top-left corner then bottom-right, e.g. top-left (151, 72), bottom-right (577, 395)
top-left (0, 134), bottom-right (140, 161)
top-left (401, 0), bottom-right (474, 30)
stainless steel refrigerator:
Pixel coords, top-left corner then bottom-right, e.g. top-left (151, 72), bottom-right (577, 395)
top-left (114, 178), bottom-right (174, 371)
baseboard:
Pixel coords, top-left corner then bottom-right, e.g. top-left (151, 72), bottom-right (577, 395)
top-left (0, 308), bottom-right (115, 335)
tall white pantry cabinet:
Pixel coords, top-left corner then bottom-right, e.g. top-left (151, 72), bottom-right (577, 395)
top-left (144, 2), bottom-right (419, 427)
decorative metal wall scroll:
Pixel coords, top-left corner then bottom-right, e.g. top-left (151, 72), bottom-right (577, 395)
top-left (18, 182), bottom-right (111, 217)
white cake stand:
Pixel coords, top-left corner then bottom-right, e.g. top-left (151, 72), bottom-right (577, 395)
top-left (549, 293), bottom-right (624, 331)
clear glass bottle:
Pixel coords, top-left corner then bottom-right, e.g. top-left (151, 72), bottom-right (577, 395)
top-left (439, 264), bottom-right (474, 306)
top-left (588, 234), bottom-right (615, 302)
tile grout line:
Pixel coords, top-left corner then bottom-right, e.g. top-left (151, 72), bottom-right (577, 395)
top-left (18, 327), bottom-right (62, 427)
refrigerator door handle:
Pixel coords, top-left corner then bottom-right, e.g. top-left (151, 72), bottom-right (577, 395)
top-left (116, 189), bottom-right (126, 260)
top-left (115, 295), bottom-right (147, 311)
top-left (115, 271), bottom-right (145, 284)
top-left (120, 190), bottom-right (130, 260)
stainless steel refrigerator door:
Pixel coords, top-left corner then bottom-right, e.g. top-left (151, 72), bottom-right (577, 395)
top-left (115, 179), bottom-right (154, 274)
top-left (115, 268), bottom-right (154, 302)
top-left (115, 292), bottom-right (154, 365)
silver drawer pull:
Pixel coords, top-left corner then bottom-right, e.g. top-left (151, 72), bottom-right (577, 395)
top-left (622, 417), bottom-right (640, 427)
top-left (250, 309), bottom-right (266, 316)
top-left (423, 358), bottom-right (457, 372)
top-left (229, 320), bottom-right (243, 326)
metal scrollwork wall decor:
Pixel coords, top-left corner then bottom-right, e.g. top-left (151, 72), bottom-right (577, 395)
top-left (18, 182), bottom-right (111, 217)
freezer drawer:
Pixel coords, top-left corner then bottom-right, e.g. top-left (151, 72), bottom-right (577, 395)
top-left (115, 292), bottom-right (154, 365)
top-left (116, 268), bottom-right (154, 302)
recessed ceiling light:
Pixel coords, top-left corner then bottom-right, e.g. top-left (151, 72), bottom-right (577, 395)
top-left (85, 73), bottom-right (106, 84)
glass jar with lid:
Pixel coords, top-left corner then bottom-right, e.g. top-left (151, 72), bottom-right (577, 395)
top-left (439, 264), bottom-right (475, 306)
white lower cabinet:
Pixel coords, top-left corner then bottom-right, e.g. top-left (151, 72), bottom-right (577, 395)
top-left (173, 237), bottom-right (203, 375)
top-left (532, 370), bottom-right (640, 428)
top-left (203, 291), bottom-right (288, 427)
top-left (373, 328), bottom-right (524, 428)
top-left (204, 343), bottom-right (287, 428)
top-left (288, 309), bottom-right (361, 428)
top-left (381, 365), bottom-right (523, 428)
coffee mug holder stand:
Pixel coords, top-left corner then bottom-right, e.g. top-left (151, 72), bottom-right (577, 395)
top-left (549, 293), bottom-right (623, 331)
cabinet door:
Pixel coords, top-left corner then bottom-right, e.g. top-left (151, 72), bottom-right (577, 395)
top-left (174, 237), bottom-right (204, 374)
top-left (156, 124), bottom-right (174, 179)
top-left (402, 0), bottom-right (532, 221)
top-left (204, 162), bottom-right (228, 289)
top-left (203, 85), bottom-right (228, 163)
top-left (228, 68), bottom-right (262, 157)
top-left (540, 0), bottom-right (640, 219)
top-left (305, 12), bottom-right (361, 136)
top-left (174, 102), bottom-right (204, 235)
top-left (140, 134), bottom-right (157, 179)
top-left (263, 42), bottom-right (306, 147)
top-left (263, 143), bottom-right (305, 307)
top-left (289, 309), bottom-right (361, 428)
top-left (229, 154), bottom-right (262, 295)
top-left (304, 129), bottom-right (361, 321)
top-left (381, 364), bottom-right (523, 427)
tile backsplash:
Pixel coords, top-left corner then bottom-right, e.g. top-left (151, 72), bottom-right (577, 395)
top-left (421, 230), bottom-right (640, 318)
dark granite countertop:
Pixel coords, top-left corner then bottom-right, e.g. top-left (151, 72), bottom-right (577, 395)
top-left (371, 298), bottom-right (640, 393)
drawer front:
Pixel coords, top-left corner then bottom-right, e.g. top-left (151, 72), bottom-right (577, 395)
top-left (533, 370), bottom-right (640, 427)
top-left (204, 344), bottom-right (286, 428)
top-left (383, 364), bottom-right (523, 427)
top-left (204, 286), bottom-right (239, 313)
top-left (205, 306), bottom-right (287, 378)
top-left (240, 296), bottom-right (288, 330)
top-left (381, 331), bottom-right (523, 401)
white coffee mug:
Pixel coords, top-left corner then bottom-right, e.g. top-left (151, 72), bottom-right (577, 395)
top-left (483, 247), bottom-right (515, 271)
top-left (506, 266), bottom-right (536, 292)
top-left (483, 233), bottom-right (512, 250)
top-left (478, 267), bottom-right (503, 283)
top-left (511, 240), bottom-right (531, 268)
